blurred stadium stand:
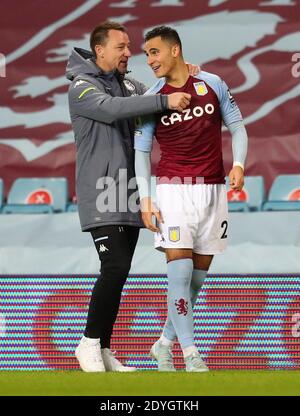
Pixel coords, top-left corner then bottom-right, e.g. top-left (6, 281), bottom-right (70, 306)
top-left (1, 2), bottom-right (300, 198)
top-left (0, 174), bottom-right (298, 274)
top-left (2, 177), bottom-right (68, 214)
top-left (1, 175), bottom-right (300, 214)
top-left (263, 175), bottom-right (300, 211)
top-left (226, 176), bottom-right (265, 212)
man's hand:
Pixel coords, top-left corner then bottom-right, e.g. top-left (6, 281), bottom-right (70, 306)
top-left (140, 197), bottom-right (163, 232)
top-left (168, 92), bottom-right (191, 112)
top-left (228, 166), bottom-right (244, 191)
top-left (186, 62), bottom-right (201, 76)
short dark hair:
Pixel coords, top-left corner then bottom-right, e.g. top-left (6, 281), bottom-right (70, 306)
top-left (144, 26), bottom-right (182, 52)
top-left (90, 21), bottom-right (126, 57)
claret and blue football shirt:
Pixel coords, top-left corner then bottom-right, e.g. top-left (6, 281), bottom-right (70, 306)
top-left (134, 71), bottom-right (243, 184)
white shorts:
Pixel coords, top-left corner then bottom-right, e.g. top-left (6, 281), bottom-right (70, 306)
top-left (154, 184), bottom-right (228, 255)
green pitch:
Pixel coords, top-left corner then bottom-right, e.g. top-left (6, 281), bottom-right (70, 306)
top-left (1, 371), bottom-right (300, 396)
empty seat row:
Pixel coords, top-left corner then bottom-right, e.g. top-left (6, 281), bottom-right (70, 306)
top-left (0, 178), bottom-right (77, 214)
top-left (226, 175), bottom-right (300, 212)
top-left (0, 175), bottom-right (300, 214)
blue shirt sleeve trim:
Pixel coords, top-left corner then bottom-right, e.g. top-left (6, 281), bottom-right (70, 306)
top-left (194, 72), bottom-right (243, 127)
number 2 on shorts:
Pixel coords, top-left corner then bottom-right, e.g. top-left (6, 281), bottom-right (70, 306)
top-left (221, 220), bottom-right (228, 239)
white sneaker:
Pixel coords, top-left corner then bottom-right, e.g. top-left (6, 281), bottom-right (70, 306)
top-left (101, 348), bottom-right (136, 372)
top-left (150, 340), bottom-right (176, 372)
top-left (184, 351), bottom-right (209, 372)
top-left (75, 337), bottom-right (105, 372)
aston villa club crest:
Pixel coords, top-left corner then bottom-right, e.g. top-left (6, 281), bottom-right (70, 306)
top-left (168, 226), bottom-right (180, 242)
top-left (193, 81), bottom-right (208, 96)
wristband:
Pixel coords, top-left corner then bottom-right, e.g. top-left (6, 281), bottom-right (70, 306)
top-left (233, 161), bottom-right (244, 171)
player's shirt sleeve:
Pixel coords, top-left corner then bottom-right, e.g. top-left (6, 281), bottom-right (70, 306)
top-left (134, 78), bottom-right (165, 152)
top-left (135, 149), bottom-right (151, 199)
top-left (218, 78), bottom-right (243, 127)
top-left (196, 72), bottom-right (243, 127)
top-left (134, 115), bottom-right (156, 152)
top-left (228, 120), bottom-right (248, 169)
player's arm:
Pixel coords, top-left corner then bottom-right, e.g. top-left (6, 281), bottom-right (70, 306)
top-left (135, 150), bottom-right (163, 232)
top-left (134, 116), bottom-right (162, 232)
top-left (227, 121), bottom-right (248, 191)
top-left (218, 78), bottom-right (248, 191)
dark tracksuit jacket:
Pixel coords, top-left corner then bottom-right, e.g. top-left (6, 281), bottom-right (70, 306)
top-left (66, 48), bottom-right (168, 231)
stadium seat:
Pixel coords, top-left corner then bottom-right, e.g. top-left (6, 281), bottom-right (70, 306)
top-left (0, 178), bottom-right (3, 211)
top-left (262, 175), bottom-right (300, 211)
top-left (67, 195), bottom-right (78, 212)
top-left (226, 176), bottom-right (265, 212)
top-left (2, 177), bottom-right (68, 214)
top-left (67, 203), bottom-right (78, 212)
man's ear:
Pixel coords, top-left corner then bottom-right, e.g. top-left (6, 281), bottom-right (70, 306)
top-left (172, 44), bottom-right (181, 58)
top-left (95, 44), bottom-right (104, 58)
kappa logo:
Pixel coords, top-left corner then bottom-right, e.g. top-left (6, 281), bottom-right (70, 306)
top-left (99, 244), bottom-right (109, 253)
top-left (168, 226), bottom-right (180, 242)
top-left (193, 81), bottom-right (208, 96)
top-left (74, 80), bottom-right (86, 88)
top-left (123, 79), bottom-right (136, 92)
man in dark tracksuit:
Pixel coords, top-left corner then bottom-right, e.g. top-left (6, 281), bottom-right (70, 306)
top-left (66, 21), bottom-right (191, 372)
